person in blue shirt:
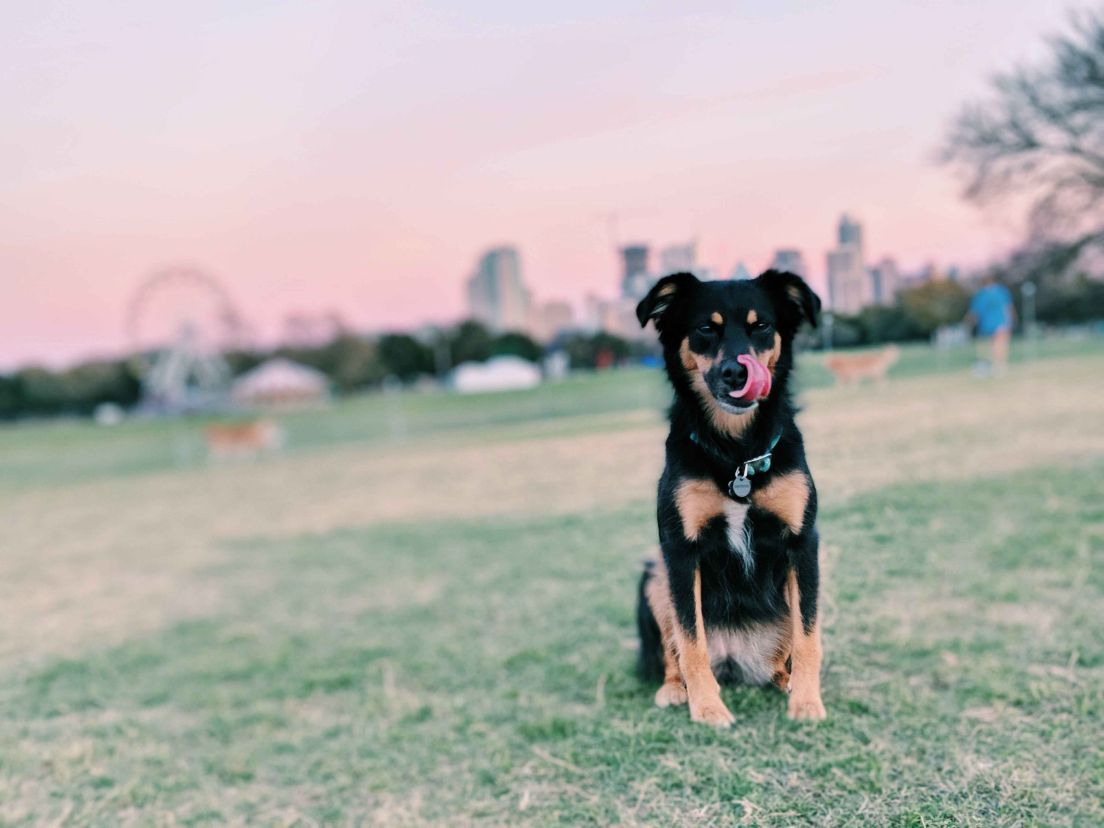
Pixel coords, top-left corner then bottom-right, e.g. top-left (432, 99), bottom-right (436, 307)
top-left (966, 276), bottom-right (1015, 376)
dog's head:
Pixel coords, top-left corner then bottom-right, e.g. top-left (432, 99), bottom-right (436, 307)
top-left (637, 270), bottom-right (820, 434)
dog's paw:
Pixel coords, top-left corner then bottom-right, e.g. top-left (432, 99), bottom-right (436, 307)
top-left (771, 669), bottom-right (791, 692)
top-left (787, 695), bottom-right (827, 721)
top-left (654, 681), bottom-right (688, 708)
top-left (690, 697), bottom-right (735, 727)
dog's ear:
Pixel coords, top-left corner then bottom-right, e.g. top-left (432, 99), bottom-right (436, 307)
top-left (636, 272), bottom-right (699, 330)
top-left (756, 269), bottom-right (821, 331)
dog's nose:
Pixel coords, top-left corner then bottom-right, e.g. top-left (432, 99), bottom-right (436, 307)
top-left (719, 360), bottom-right (748, 389)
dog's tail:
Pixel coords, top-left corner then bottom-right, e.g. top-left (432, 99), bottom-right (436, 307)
top-left (637, 559), bottom-right (665, 683)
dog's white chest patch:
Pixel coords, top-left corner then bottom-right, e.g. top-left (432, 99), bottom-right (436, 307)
top-left (722, 500), bottom-right (753, 574)
top-left (706, 622), bottom-right (784, 686)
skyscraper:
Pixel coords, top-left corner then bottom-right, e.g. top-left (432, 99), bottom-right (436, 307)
top-left (529, 300), bottom-right (575, 343)
top-left (730, 262), bottom-right (752, 281)
top-left (826, 246), bottom-right (867, 315)
top-left (659, 241), bottom-right (697, 276)
top-left (826, 214), bottom-right (870, 314)
top-left (620, 244), bottom-right (652, 300)
top-left (465, 246), bottom-right (530, 333)
top-left (838, 213), bottom-right (863, 249)
top-left (868, 257), bottom-right (901, 305)
top-left (770, 249), bottom-right (807, 278)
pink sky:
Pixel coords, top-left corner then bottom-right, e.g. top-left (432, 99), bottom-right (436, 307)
top-left (2, 0), bottom-right (1073, 368)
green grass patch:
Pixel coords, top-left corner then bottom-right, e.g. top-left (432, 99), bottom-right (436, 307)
top-left (3, 462), bottom-right (1100, 825)
top-left (2, 338), bottom-right (1102, 824)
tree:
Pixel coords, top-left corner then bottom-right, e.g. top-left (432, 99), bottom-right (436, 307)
top-left (941, 11), bottom-right (1104, 280)
top-left (560, 332), bottom-right (634, 369)
top-left (446, 320), bottom-right (493, 366)
top-left (61, 360), bottom-right (142, 413)
top-left (273, 334), bottom-right (386, 392)
top-left (0, 375), bottom-right (22, 419)
top-left (14, 367), bottom-right (70, 416)
top-left (899, 280), bottom-right (970, 336)
top-left (377, 334), bottom-right (434, 381)
top-left (317, 334), bottom-right (386, 391)
top-left (855, 305), bottom-right (924, 344)
top-left (1033, 272), bottom-right (1104, 322)
top-left (490, 332), bottom-right (542, 362)
top-left (224, 349), bottom-right (267, 377)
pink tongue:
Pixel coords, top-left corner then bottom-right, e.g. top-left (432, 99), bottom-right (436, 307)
top-left (729, 354), bottom-right (772, 402)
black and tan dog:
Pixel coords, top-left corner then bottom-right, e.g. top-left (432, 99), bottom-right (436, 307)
top-left (636, 269), bottom-right (826, 724)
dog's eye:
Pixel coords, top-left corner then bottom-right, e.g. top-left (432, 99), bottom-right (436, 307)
top-left (751, 320), bottom-right (772, 332)
top-left (696, 324), bottom-right (716, 336)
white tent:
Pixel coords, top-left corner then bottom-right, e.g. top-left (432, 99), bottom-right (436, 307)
top-left (450, 356), bottom-right (541, 394)
top-left (232, 358), bottom-right (330, 406)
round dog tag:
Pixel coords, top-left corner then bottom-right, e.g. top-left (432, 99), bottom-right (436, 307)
top-left (729, 476), bottom-right (752, 498)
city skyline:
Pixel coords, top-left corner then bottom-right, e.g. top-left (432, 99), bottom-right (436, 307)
top-left (3, 1), bottom-right (1073, 368)
top-left (467, 211), bottom-right (933, 343)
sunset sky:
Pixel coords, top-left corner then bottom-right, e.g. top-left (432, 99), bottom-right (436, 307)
top-left (3, 0), bottom-right (1074, 368)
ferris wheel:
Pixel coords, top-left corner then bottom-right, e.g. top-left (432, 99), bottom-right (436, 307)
top-left (125, 266), bottom-right (248, 411)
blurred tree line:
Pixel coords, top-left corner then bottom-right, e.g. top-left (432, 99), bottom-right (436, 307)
top-left (5, 274), bottom-right (1100, 419)
top-left (226, 324), bottom-right (649, 387)
top-left (823, 270), bottom-right (1104, 348)
top-left (0, 361), bottom-right (143, 420)
top-left (221, 322), bottom-right (549, 391)
top-left (824, 279), bottom-right (972, 348)
top-left (0, 321), bottom-right (647, 420)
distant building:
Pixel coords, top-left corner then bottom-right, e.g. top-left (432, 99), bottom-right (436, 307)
top-left (604, 297), bottom-right (652, 341)
top-left (659, 241), bottom-right (697, 276)
top-left (826, 213), bottom-right (870, 314)
top-left (838, 213), bottom-right (864, 249)
top-left (696, 266), bottom-right (718, 282)
top-left (730, 262), bottom-right (753, 281)
top-left (581, 294), bottom-right (651, 342)
top-left (580, 293), bottom-right (605, 333)
top-left (620, 244), bottom-right (652, 301)
top-left (868, 257), bottom-right (901, 305)
top-left (770, 249), bottom-right (807, 278)
top-left (529, 300), bottom-right (575, 343)
top-left (826, 245), bottom-right (868, 315)
top-left (466, 246), bottom-right (531, 333)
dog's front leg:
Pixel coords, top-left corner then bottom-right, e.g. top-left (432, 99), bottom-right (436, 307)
top-left (665, 554), bottom-right (733, 727)
top-left (785, 542), bottom-right (827, 721)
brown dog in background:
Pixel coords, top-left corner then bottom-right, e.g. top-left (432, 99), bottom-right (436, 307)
top-left (205, 420), bottom-right (283, 459)
top-left (823, 345), bottom-right (899, 386)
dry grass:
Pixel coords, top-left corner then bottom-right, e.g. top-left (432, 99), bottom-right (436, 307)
top-left (3, 353), bottom-right (1100, 669)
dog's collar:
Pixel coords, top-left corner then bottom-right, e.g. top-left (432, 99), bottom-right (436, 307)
top-left (689, 430), bottom-right (782, 500)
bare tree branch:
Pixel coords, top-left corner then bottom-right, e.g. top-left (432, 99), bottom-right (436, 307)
top-left (942, 8), bottom-right (1104, 277)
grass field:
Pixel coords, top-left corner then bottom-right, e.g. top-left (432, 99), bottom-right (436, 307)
top-left (1, 338), bottom-right (1103, 826)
